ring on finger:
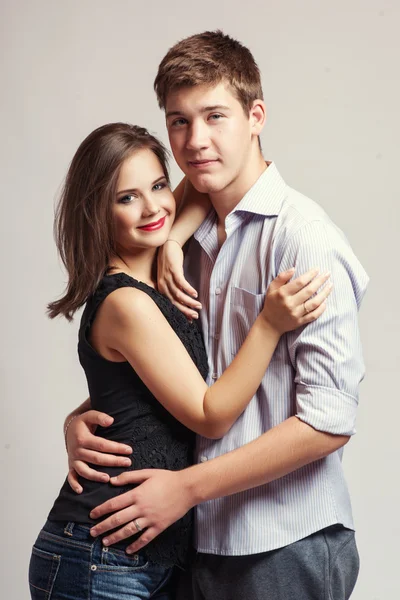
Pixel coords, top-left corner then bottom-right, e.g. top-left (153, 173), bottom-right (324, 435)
top-left (303, 300), bottom-right (311, 315)
top-left (133, 518), bottom-right (142, 533)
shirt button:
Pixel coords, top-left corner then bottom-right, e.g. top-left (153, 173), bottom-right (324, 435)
top-left (91, 565), bottom-right (97, 571)
top-left (215, 287), bottom-right (221, 295)
top-left (200, 456), bottom-right (208, 463)
top-left (212, 373), bottom-right (218, 380)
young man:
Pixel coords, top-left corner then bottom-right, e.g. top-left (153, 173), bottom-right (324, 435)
top-left (66, 31), bottom-right (368, 599)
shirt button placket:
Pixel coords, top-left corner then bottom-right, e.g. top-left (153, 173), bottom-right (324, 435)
top-left (209, 271), bottom-right (221, 391)
top-left (213, 284), bottom-right (222, 376)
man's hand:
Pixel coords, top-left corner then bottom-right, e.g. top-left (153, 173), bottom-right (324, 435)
top-left (66, 410), bottom-right (133, 493)
top-left (157, 241), bottom-right (201, 320)
top-left (89, 469), bottom-right (193, 553)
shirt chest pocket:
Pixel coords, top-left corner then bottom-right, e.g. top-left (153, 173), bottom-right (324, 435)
top-left (229, 287), bottom-right (266, 354)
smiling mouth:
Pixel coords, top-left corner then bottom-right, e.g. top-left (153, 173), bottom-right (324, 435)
top-left (188, 159), bottom-right (219, 168)
top-left (137, 216), bottom-right (166, 231)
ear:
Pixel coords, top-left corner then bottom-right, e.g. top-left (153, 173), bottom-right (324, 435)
top-left (249, 99), bottom-right (266, 137)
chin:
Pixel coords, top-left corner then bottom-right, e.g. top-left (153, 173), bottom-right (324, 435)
top-left (190, 174), bottom-right (227, 195)
top-left (190, 181), bottom-right (210, 194)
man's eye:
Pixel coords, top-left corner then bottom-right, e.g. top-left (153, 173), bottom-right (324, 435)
top-left (209, 114), bottom-right (223, 121)
top-left (171, 118), bottom-right (187, 127)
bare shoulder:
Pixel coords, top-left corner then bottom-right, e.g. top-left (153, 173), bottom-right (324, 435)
top-left (100, 286), bottom-right (161, 329)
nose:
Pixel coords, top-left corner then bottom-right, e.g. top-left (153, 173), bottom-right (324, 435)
top-left (142, 194), bottom-right (161, 217)
top-left (186, 120), bottom-right (210, 151)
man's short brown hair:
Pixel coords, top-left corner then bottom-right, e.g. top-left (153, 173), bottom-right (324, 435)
top-left (154, 30), bottom-right (263, 114)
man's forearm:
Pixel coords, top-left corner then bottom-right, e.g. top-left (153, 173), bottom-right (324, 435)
top-left (182, 416), bottom-right (349, 505)
top-left (63, 397), bottom-right (91, 430)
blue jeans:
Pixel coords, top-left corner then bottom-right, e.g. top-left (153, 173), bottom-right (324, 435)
top-left (28, 520), bottom-right (175, 600)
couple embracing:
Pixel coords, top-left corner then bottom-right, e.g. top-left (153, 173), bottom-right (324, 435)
top-left (29, 30), bottom-right (368, 600)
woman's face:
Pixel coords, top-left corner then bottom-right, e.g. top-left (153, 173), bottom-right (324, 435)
top-left (113, 148), bottom-right (175, 252)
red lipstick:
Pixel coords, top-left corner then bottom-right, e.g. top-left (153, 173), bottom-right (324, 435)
top-left (137, 215), bottom-right (166, 232)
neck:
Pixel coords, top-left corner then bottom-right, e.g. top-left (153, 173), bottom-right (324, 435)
top-left (109, 247), bottom-right (158, 287)
top-left (209, 148), bottom-right (267, 223)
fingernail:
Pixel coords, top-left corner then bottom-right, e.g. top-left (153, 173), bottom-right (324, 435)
top-left (192, 313), bottom-right (199, 319)
top-left (124, 446), bottom-right (133, 454)
top-left (103, 538), bottom-right (109, 546)
top-left (101, 475), bottom-right (109, 482)
top-left (323, 271), bottom-right (331, 277)
top-left (126, 548), bottom-right (133, 554)
top-left (90, 528), bottom-right (97, 536)
top-left (122, 458), bottom-right (131, 466)
top-left (192, 292), bottom-right (198, 298)
top-left (110, 477), bottom-right (117, 483)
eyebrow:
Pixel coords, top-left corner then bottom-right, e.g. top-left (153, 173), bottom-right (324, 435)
top-left (117, 175), bottom-right (167, 196)
top-left (166, 104), bottom-right (231, 118)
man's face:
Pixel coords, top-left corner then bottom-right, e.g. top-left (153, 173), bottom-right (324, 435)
top-left (165, 82), bottom-right (255, 195)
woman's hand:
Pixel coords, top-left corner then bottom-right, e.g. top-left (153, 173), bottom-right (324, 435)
top-left (261, 268), bottom-right (332, 334)
top-left (157, 240), bottom-right (202, 320)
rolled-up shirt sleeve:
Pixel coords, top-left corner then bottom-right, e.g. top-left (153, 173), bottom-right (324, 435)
top-left (280, 219), bottom-right (369, 436)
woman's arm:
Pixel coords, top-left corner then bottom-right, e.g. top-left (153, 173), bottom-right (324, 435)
top-left (172, 177), bottom-right (211, 241)
top-left (98, 269), bottom-right (331, 439)
top-left (159, 179), bottom-right (211, 318)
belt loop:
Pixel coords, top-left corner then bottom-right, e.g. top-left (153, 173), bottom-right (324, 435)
top-left (64, 522), bottom-right (75, 537)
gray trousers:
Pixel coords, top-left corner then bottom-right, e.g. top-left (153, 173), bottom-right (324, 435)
top-left (177, 525), bottom-right (359, 600)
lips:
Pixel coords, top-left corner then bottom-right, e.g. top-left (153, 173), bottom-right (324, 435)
top-left (188, 159), bottom-right (219, 168)
top-left (137, 215), bottom-right (166, 232)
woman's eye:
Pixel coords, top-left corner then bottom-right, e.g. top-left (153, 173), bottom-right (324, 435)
top-left (119, 195), bottom-right (135, 204)
top-left (153, 182), bottom-right (167, 191)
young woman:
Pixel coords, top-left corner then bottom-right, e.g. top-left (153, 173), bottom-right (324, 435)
top-left (28, 123), bottom-right (331, 600)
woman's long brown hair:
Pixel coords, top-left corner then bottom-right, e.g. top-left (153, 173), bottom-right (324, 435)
top-left (47, 123), bottom-right (170, 321)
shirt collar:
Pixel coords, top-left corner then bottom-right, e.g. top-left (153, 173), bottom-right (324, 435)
top-left (194, 206), bottom-right (217, 244)
top-left (194, 162), bottom-right (286, 244)
top-left (232, 162), bottom-right (286, 217)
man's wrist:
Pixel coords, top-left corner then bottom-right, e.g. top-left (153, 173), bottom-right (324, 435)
top-left (178, 463), bottom-right (209, 508)
top-left (63, 398), bottom-right (91, 430)
top-left (64, 414), bottom-right (78, 450)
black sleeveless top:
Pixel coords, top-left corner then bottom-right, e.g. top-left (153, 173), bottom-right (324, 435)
top-left (48, 273), bottom-right (209, 568)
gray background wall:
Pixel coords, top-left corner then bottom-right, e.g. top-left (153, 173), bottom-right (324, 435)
top-left (1, 1), bottom-right (398, 598)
